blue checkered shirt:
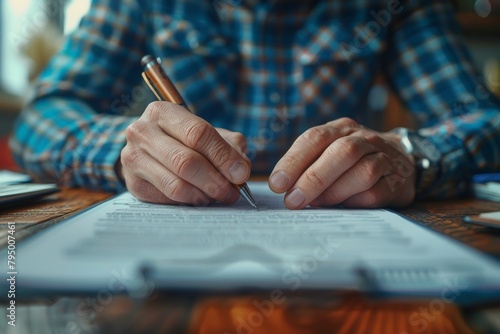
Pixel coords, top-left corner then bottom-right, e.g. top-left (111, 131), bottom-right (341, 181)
top-left (10, 0), bottom-right (500, 199)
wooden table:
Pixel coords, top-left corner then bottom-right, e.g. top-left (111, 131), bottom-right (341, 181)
top-left (1, 187), bottom-right (500, 334)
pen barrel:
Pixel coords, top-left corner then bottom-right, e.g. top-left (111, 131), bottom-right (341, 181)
top-left (145, 65), bottom-right (186, 105)
top-left (142, 55), bottom-right (186, 106)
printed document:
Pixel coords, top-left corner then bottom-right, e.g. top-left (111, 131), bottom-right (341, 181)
top-left (4, 182), bottom-right (500, 299)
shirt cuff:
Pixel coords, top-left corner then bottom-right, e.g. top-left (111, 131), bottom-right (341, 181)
top-left (69, 115), bottom-right (134, 193)
top-left (421, 128), bottom-right (469, 199)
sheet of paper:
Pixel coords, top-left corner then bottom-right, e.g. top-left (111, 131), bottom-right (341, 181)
top-left (5, 182), bottom-right (500, 297)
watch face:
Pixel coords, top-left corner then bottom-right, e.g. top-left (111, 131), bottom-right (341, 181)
top-left (410, 134), bottom-right (441, 163)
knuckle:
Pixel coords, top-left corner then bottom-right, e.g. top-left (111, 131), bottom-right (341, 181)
top-left (145, 101), bottom-right (164, 121)
top-left (210, 141), bottom-right (232, 166)
top-left (333, 137), bottom-right (359, 159)
top-left (282, 153), bottom-right (303, 170)
top-left (337, 117), bottom-right (359, 128)
top-left (302, 126), bottom-right (331, 147)
top-left (125, 122), bottom-right (144, 141)
top-left (304, 168), bottom-right (327, 189)
top-left (363, 132), bottom-right (382, 146)
top-left (359, 159), bottom-right (382, 184)
top-left (159, 174), bottom-right (185, 201)
top-left (120, 147), bottom-right (141, 168)
top-left (184, 121), bottom-right (214, 150)
top-left (228, 131), bottom-right (245, 143)
top-left (232, 132), bottom-right (247, 151)
top-left (171, 149), bottom-right (200, 179)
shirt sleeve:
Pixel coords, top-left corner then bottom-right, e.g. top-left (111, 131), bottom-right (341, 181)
top-left (385, 0), bottom-right (500, 199)
top-left (10, 0), bottom-right (147, 192)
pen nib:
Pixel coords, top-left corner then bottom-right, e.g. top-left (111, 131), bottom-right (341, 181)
top-left (238, 183), bottom-right (258, 209)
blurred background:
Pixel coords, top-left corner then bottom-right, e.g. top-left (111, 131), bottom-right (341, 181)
top-left (0, 0), bottom-right (91, 170)
top-left (1, 0), bottom-right (91, 94)
top-left (0, 0), bottom-right (499, 171)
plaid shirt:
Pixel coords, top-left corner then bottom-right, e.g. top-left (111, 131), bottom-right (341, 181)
top-left (10, 0), bottom-right (500, 199)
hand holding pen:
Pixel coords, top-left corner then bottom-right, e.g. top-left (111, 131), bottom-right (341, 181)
top-left (119, 55), bottom-right (257, 207)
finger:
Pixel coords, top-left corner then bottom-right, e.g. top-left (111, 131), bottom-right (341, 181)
top-left (121, 148), bottom-right (181, 205)
top-left (125, 111), bottom-right (240, 204)
top-left (121, 144), bottom-right (214, 205)
top-left (139, 166), bottom-right (214, 206)
top-left (124, 176), bottom-right (181, 205)
top-left (269, 118), bottom-right (360, 194)
top-left (139, 134), bottom-right (240, 204)
top-left (148, 102), bottom-right (251, 184)
top-left (309, 152), bottom-right (393, 207)
top-left (283, 135), bottom-right (380, 210)
top-left (341, 174), bottom-right (415, 208)
top-left (216, 128), bottom-right (248, 155)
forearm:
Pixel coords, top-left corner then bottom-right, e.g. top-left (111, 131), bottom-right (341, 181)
top-left (386, 0), bottom-right (500, 199)
top-left (420, 108), bottom-right (500, 199)
top-left (10, 97), bottom-right (135, 192)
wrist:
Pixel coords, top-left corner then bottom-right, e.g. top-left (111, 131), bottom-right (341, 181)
top-left (391, 127), bottom-right (442, 197)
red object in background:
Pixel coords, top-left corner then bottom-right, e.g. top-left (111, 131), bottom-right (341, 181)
top-left (0, 136), bottom-right (17, 170)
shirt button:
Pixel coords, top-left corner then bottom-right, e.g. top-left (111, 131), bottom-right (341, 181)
top-left (270, 92), bottom-right (281, 103)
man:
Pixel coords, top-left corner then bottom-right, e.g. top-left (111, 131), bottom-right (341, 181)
top-left (10, 0), bottom-right (500, 209)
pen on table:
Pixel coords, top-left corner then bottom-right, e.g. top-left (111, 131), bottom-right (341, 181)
top-left (140, 54), bottom-right (258, 209)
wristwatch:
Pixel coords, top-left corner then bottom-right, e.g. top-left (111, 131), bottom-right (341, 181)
top-left (391, 127), bottom-right (442, 196)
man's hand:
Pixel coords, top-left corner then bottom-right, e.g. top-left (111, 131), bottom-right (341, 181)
top-left (269, 118), bottom-right (416, 209)
top-left (120, 102), bottom-right (251, 205)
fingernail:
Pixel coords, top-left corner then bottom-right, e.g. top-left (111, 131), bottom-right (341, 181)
top-left (287, 188), bottom-right (306, 208)
top-left (229, 161), bottom-right (247, 183)
top-left (270, 170), bottom-right (289, 190)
